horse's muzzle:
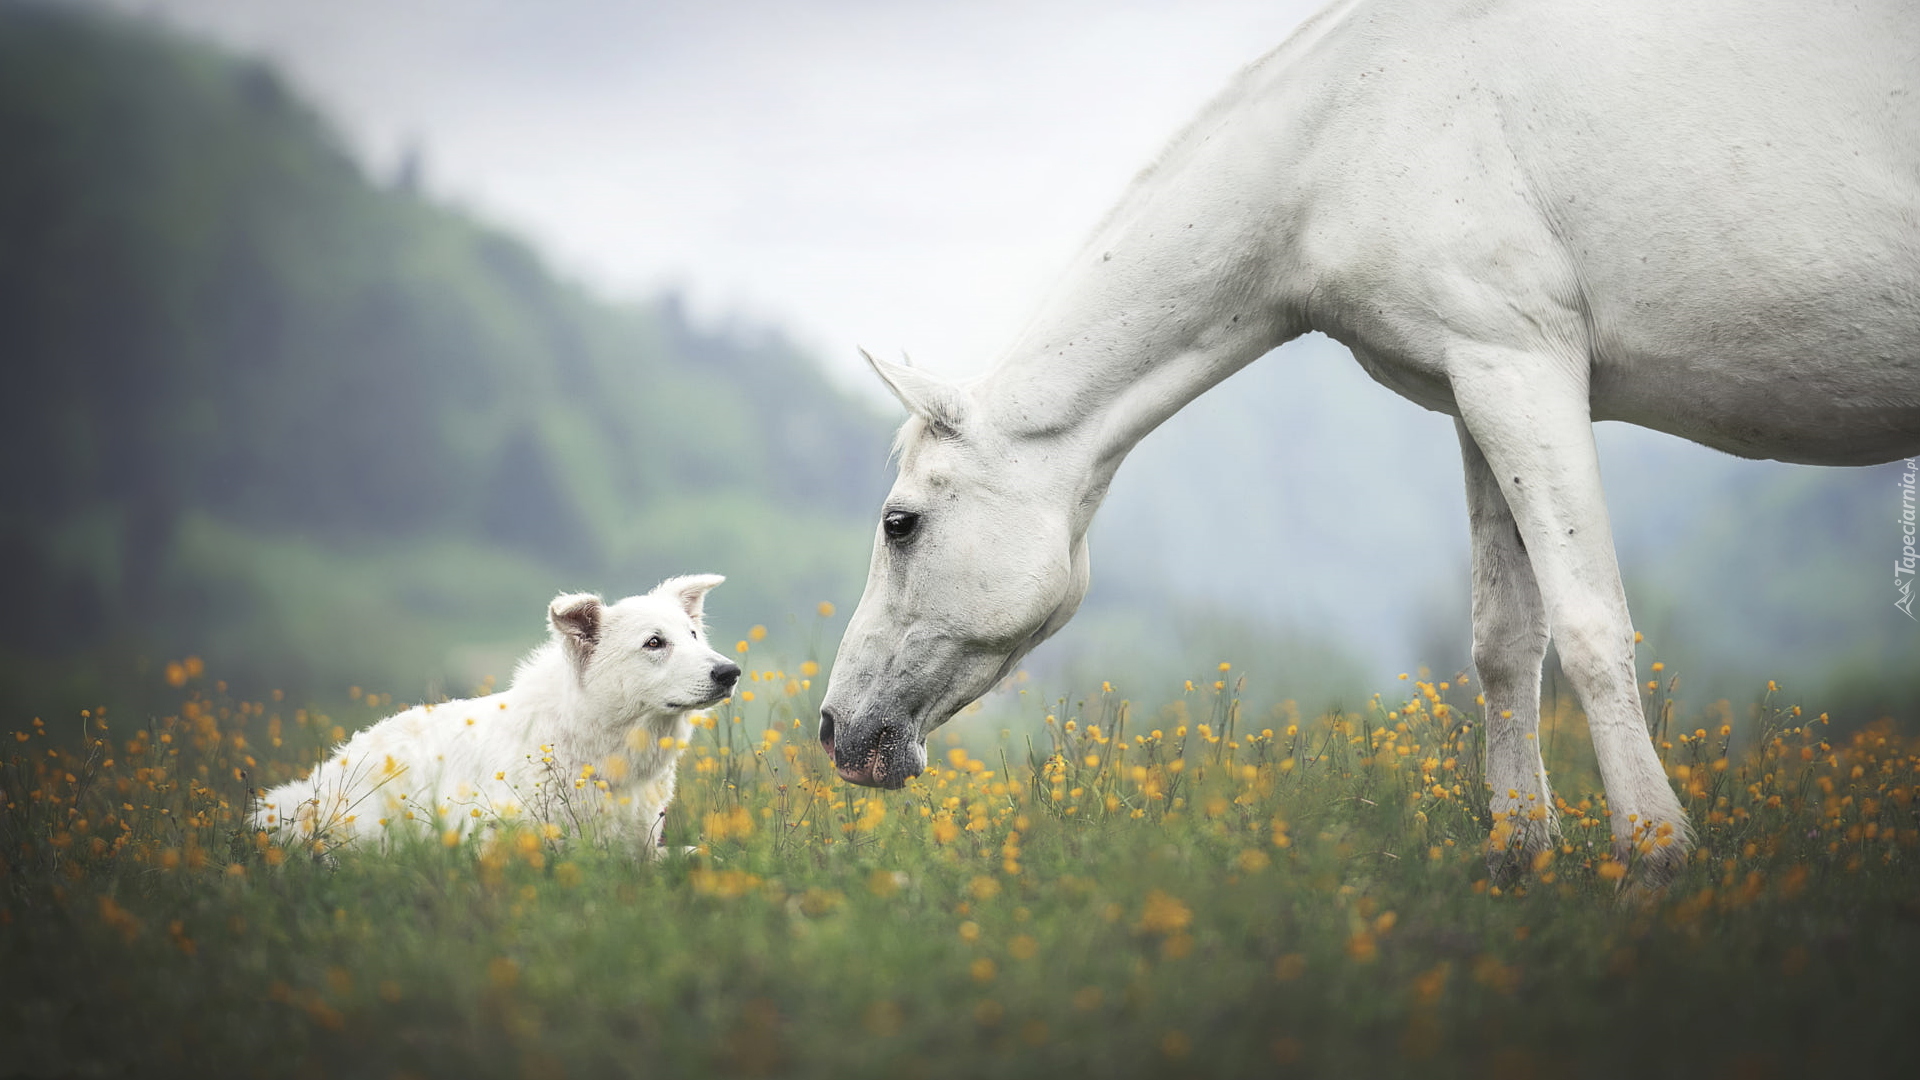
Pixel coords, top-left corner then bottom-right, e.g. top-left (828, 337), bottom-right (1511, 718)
top-left (818, 706), bottom-right (918, 788)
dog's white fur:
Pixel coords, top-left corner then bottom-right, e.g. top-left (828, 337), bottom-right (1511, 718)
top-left (254, 575), bottom-right (738, 854)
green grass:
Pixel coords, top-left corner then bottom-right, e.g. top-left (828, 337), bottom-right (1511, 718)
top-left (4, 650), bottom-right (1917, 1079)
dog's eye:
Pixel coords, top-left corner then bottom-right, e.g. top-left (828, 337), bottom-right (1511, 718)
top-left (643, 635), bottom-right (666, 651)
top-left (882, 509), bottom-right (920, 542)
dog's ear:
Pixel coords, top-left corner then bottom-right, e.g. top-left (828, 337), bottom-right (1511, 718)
top-left (548, 592), bottom-right (604, 665)
top-left (655, 574), bottom-right (724, 624)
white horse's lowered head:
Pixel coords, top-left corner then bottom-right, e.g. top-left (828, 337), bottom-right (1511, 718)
top-left (819, 0), bottom-right (1919, 886)
top-left (818, 353), bottom-right (1096, 788)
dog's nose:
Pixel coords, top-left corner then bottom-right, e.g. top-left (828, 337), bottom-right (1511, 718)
top-left (710, 661), bottom-right (741, 689)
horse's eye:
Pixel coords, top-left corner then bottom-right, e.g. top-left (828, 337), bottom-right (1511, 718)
top-left (643, 635), bottom-right (666, 650)
top-left (882, 510), bottom-right (920, 541)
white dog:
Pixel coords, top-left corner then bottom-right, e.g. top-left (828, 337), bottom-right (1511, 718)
top-left (254, 575), bottom-right (739, 854)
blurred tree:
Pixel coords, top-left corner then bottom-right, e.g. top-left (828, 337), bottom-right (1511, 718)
top-left (0, 0), bottom-right (890, 718)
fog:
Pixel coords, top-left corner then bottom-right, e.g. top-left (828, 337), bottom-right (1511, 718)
top-left (63, 0), bottom-right (1918, 715)
top-left (91, 0), bottom-right (1320, 378)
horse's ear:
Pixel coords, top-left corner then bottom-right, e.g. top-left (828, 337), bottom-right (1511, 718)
top-left (861, 348), bottom-right (967, 436)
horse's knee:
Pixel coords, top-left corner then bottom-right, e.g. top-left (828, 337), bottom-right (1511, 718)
top-left (1472, 623), bottom-right (1548, 710)
top-left (1543, 614), bottom-right (1632, 689)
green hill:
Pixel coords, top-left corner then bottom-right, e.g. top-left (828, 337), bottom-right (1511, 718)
top-left (0, 1), bottom-right (891, 721)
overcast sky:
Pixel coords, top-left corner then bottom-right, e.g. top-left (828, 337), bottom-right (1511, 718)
top-left (91, 0), bottom-right (1321, 386)
top-left (66, 0), bottom-right (1909, 696)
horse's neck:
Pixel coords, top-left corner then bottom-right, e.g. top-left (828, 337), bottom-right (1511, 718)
top-left (975, 143), bottom-right (1309, 509)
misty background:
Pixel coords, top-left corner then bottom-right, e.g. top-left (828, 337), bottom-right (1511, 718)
top-left (4, 0), bottom-right (1914, 732)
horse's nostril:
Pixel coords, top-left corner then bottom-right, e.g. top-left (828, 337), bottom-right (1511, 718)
top-left (818, 708), bottom-right (837, 757)
top-left (711, 662), bottom-right (741, 687)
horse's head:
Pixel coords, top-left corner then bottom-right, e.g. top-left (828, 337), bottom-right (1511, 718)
top-left (819, 352), bottom-right (1091, 787)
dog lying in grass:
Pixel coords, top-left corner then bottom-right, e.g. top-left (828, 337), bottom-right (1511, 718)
top-left (253, 575), bottom-right (739, 855)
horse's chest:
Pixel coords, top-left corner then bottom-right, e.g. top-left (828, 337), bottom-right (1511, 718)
top-left (1348, 343), bottom-right (1458, 416)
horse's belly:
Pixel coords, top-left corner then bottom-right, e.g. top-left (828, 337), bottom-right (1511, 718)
top-left (1591, 350), bottom-right (1920, 466)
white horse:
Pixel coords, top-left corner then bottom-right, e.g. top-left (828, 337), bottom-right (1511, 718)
top-left (818, 0), bottom-right (1919, 884)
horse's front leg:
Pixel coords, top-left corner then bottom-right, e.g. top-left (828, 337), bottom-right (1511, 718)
top-left (1451, 348), bottom-right (1689, 889)
top-left (1456, 419), bottom-right (1557, 881)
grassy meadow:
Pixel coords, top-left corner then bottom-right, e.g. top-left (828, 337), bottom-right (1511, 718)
top-left (4, 615), bottom-right (1918, 1079)
top-left (5, 10), bottom-right (1917, 1077)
